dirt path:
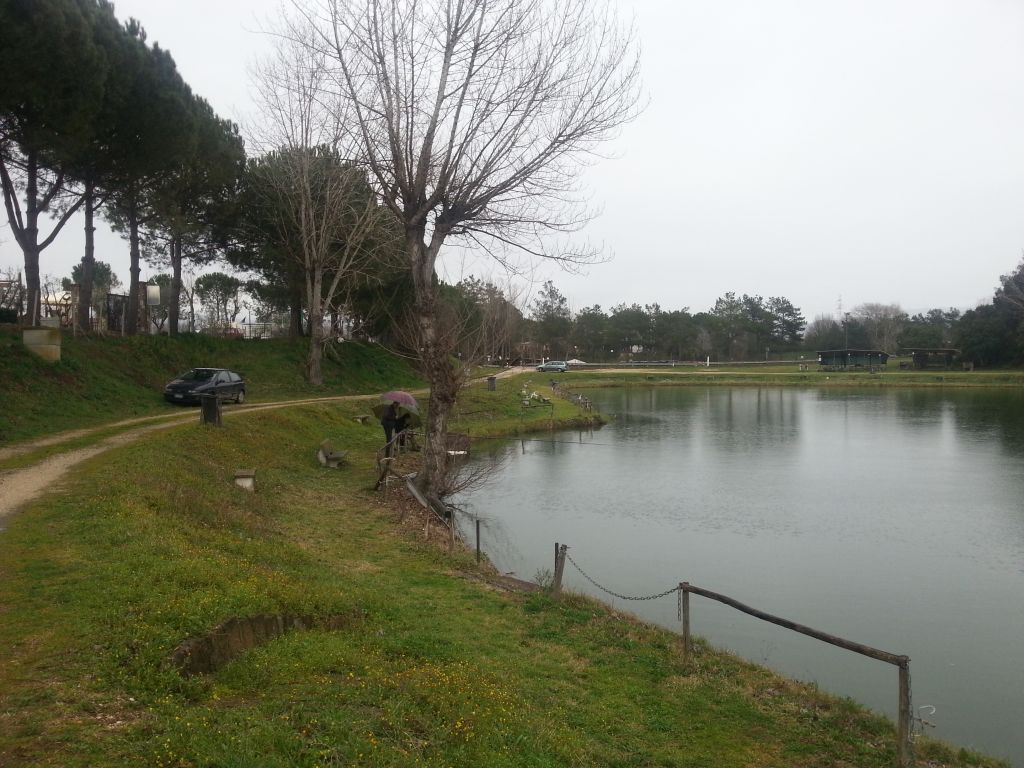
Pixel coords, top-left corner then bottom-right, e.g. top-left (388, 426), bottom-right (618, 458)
top-left (0, 422), bottom-right (185, 530)
top-left (0, 371), bottom-right (532, 528)
top-left (0, 394), bottom-right (375, 527)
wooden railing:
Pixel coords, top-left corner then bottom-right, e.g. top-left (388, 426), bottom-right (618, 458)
top-left (678, 581), bottom-right (912, 767)
top-left (550, 544), bottom-right (915, 767)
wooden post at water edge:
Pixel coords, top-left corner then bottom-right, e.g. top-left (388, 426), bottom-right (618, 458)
top-left (552, 543), bottom-right (567, 597)
top-left (679, 582), bottom-right (691, 660)
top-left (898, 660), bottom-right (911, 768)
top-left (678, 582), bottom-right (914, 767)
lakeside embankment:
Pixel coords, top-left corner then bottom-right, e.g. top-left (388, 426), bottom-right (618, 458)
top-left (559, 365), bottom-right (1024, 389)
top-left (0, 376), bottom-right (1007, 767)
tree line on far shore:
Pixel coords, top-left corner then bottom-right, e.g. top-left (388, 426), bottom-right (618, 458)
top-left (507, 279), bottom-right (1018, 365)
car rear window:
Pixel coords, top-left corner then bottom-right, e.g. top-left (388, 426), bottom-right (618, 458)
top-left (182, 369), bottom-right (217, 381)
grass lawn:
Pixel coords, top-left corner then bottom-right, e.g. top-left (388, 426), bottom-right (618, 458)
top-left (0, 377), bottom-right (1006, 767)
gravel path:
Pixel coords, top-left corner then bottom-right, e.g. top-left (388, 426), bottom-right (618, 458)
top-left (0, 422), bottom-right (183, 530)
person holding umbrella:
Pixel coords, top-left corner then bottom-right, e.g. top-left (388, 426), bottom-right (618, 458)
top-left (395, 409), bottom-right (411, 449)
top-left (374, 391), bottom-right (420, 457)
top-left (381, 401), bottom-right (400, 457)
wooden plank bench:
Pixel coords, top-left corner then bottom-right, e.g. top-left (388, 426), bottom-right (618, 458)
top-left (317, 439), bottom-right (349, 469)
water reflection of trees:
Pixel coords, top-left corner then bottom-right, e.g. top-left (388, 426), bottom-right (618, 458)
top-left (815, 388), bottom-right (1024, 457)
top-left (451, 441), bottom-right (524, 574)
top-left (941, 389), bottom-right (1024, 457)
top-left (603, 386), bottom-right (803, 454)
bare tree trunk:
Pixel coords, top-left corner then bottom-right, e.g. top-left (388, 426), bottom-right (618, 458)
top-left (169, 235), bottom-right (182, 335)
top-left (126, 196), bottom-right (141, 335)
top-left (308, 316), bottom-right (324, 384)
top-left (289, 275), bottom-right (303, 338)
top-left (421, 366), bottom-right (451, 494)
top-left (78, 175), bottom-right (96, 332)
top-left (409, 229), bottom-right (454, 496)
top-left (306, 270), bottom-right (325, 384)
top-left (21, 152), bottom-right (41, 326)
top-left (23, 247), bottom-right (40, 325)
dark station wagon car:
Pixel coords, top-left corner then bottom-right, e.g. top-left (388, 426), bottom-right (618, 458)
top-left (164, 368), bottom-right (246, 405)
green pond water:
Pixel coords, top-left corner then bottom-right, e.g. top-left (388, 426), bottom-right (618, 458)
top-left (458, 386), bottom-right (1024, 765)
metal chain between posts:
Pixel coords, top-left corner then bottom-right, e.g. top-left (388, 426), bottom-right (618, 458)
top-left (563, 552), bottom-right (680, 602)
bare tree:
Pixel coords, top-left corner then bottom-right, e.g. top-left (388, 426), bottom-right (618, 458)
top-left (180, 267), bottom-right (198, 333)
top-left (852, 303), bottom-right (907, 353)
top-left (390, 291), bottom-right (513, 499)
top-left (279, 0), bottom-right (641, 493)
top-left (452, 275), bottom-right (527, 362)
top-left (252, 32), bottom-right (401, 384)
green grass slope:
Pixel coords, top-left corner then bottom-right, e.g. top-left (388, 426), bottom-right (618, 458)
top-left (561, 366), bottom-right (1024, 389)
top-left (0, 328), bottom-right (422, 445)
top-left (0, 381), bottom-right (1006, 767)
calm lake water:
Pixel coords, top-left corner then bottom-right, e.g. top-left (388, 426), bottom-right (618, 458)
top-left (456, 386), bottom-right (1024, 765)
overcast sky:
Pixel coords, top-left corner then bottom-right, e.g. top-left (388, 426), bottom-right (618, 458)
top-left (3, 0), bottom-right (1024, 321)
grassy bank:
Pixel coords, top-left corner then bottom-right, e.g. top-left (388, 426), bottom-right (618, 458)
top-left (0, 378), bottom-right (1005, 767)
top-left (0, 329), bottom-right (422, 445)
top-left (557, 365), bottom-right (1024, 389)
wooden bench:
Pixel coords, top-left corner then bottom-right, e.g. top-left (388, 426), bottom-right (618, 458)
top-left (352, 414), bottom-right (371, 424)
top-left (317, 439), bottom-right (349, 469)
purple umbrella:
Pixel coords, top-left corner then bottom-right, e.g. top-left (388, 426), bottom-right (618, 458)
top-left (380, 390), bottom-right (418, 409)
top-left (372, 392), bottom-right (421, 427)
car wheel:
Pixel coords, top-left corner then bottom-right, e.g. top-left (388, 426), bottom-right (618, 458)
top-left (236, 389), bottom-right (245, 404)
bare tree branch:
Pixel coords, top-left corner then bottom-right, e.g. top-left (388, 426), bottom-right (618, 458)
top-left (252, 28), bottom-right (402, 383)
top-left (270, 0), bottom-right (641, 493)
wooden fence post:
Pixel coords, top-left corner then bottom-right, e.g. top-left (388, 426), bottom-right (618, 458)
top-left (681, 582), bottom-right (691, 660)
top-left (897, 658), bottom-right (913, 767)
top-left (552, 543), bottom-right (567, 597)
top-left (475, 519), bottom-right (481, 563)
top-left (553, 542), bottom-right (559, 587)
top-left (200, 394), bottom-right (222, 426)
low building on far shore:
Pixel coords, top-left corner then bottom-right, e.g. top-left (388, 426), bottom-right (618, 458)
top-left (900, 348), bottom-right (959, 370)
top-left (817, 349), bottom-right (889, 371)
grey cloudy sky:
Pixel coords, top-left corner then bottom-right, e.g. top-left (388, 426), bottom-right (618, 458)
top-left (3, 0), bottom-right (1023, 322)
